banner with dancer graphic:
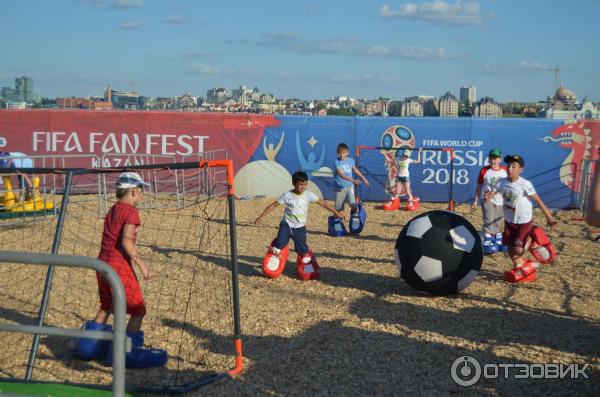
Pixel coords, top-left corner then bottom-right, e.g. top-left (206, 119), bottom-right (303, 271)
top-left (0, 110), bottom-right (598, 208)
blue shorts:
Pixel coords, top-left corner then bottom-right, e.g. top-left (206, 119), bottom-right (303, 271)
top-left (274, 222), bottom-right (309, 255)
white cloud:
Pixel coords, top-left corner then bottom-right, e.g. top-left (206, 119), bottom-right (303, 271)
top-left (110, 0), bottom-right (144, 9)
top-left (380, 1), bottom-right (484, 26)
top-left (255, 32), bottom-right (459, 60)
top-left (477, 61), bottom-right (554, 74)
top-left (163, 15), bottom-right (185, 24)
top-left (121, 20), bottom-right (144, 30)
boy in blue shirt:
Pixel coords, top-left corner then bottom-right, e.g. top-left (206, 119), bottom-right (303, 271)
top-left (334, 143), bottom-right (369, 219)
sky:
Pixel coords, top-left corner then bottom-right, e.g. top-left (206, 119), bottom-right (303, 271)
top-left (2, 0), bottom-right (599, 102)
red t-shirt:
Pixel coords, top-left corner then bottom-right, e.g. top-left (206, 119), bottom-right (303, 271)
top-left (98, 201), bottom-right (141, 265)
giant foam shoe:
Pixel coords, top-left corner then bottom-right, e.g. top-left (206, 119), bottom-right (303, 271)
top-left (348, 203), bottom-right (367, 235)
top-left (73, 321), bottom-right (112, 360)
top-left (382, 197), bottom-right (400, 211)
top-left (495, 232), bottom-right (508, 252)
top-left (403, 197), bottom-right (420, 211)
top-left (483, 233), bottom-right (499, 255)
top-left (328, 216), bottom-right (348, 237)
top-left (104, 331), bottom-right (168, 369)
top-left (296, 251), bottom-right (320, 281)
top-left (503, 260), bottom-right (538, 283)
top-left (262, 241), bottom-right (289, 279)
top-left (528, 226), bottom-right (557, 264)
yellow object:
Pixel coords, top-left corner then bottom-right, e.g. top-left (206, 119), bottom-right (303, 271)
top-left (2, 175), bottom-right (54, 213)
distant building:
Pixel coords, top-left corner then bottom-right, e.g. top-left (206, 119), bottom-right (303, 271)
top-left (401, 97), bottom-right (424, 117)
top-left (56, 97), bottom-right (113, 110)
top-left (438, 92), bottom-right (459, 117)
top-left (206, 88), bottom-right (231, 104)
top-left (460, 86), bottom-right (476, 104)
top-left (473, 96), bottom-right (502, 118)
top-left (1, 76), bottom-right (38, 103)
top-left (111, 90), bottom-right (148, 110)
top-left (540, 85), bottom-right (600, 120)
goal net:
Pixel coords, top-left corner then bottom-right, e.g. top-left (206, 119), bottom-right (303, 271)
top-left (356, 146), bottom-right (455, 210)
top-left (0, 160), bottom-right (242, 394)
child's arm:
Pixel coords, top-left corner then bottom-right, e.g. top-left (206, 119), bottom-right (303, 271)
top-left (336, 167), bottom-right (360, 185)
top-left (352, 166), bottom-right (369, 186)
top-left (316, 199), bottom-right (345, 219)
top-left (413, 148), bottom-right (422, 164)
top-left (255, 200), bottom-right (280, 224)
top-left (472, 183), bottom-right (483, 209)
top-left (530, 194), bottom-right (557, 228)
top-left (122, 224), bottom-right (151, 280)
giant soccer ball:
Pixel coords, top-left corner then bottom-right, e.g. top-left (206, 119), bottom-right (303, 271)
top-left (394, 210), bottom-right (483, 295)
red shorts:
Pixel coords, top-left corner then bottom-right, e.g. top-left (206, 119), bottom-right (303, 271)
top-left (97, 258), bottom-right (146, 317)
top-left (502, 221), bottom-right (533, 248)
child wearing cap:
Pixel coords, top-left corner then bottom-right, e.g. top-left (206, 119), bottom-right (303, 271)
top-left (74, 172), bottom-right (167, 368)
top-left (472, 148), bottom-right (508, 254)
top-left (486, 155), bottom-right (557, 283)
top-left (389, 148), bottom-right (422, 205)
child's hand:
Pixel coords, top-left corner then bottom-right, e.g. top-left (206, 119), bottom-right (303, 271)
top-left (336, 211), bottom-right (346, 220)
top-left (353, 179), bottom-right (361, 186)
top-left (363, 179), bottom-right (370, 187)
top-left (547, 217), bottom-right (557, 229)
top-left (483, 191), bottom-right (494, 202)
top-left (471, 201), bottom-right (478, 210)
top-left (140, 265), bottom-right (151, 280)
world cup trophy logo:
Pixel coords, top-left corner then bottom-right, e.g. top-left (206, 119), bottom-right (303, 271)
top-left (380, 125), bottom-right (416, 195)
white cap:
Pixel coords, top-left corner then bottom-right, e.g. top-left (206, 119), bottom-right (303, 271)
top-left (116, 172), bottom-right (150, 189)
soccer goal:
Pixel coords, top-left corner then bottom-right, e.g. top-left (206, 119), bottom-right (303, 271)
top-left (356, 146), bottom-right (455, 210)
top-left (0, 160), bottom-right (242, 394)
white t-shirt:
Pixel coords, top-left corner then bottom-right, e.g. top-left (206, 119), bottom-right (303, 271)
top-left (497, 177), bottom-right (536, 224)
top-left (478, 165), bottom-right (507, 205)
top-left (396, 158), bottom-right (414, 177)
top-left (277, 190), bottom-right (319, 228)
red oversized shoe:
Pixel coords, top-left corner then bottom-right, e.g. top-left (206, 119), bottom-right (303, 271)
top-left (503, 260), bottom-right (538, 283)
top-left (262, 242), bottom-right (289, 279)
top-left (404, 197), bottom-right (420, 211)
top-left (296, 251), bottom-right (321, 281)
top-left (383, 197), bottom-right (400, 211)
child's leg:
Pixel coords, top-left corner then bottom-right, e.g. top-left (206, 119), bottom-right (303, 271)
top-left (404, 181), bottom-right (413, 201)
top-left (348, 186), bottom-right (358, 213)
top-left (334, 189), bottom-right (346, 215)
top-left (94, 309), bottom-right (110, 325)
top-left (127, 316), bottom-right (144, 334)
top-left (274, 222), bottom-right (292, 250)
top-left (290, 226), bottom-right (309, 256)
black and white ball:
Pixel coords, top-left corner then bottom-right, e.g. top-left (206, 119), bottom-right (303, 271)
top-left (394, 210), bottom-right (483, 295)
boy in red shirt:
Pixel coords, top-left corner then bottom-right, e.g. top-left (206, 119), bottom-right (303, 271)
top-left (74, 172), bottom-right (167, 368)
top-left (472, 148), bottom-right (507, 253)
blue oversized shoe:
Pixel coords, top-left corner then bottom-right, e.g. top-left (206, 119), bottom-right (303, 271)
top-left (495, 233), bottom-right (508, 252)
top-left (104, 331), bottom-right (168, 368)
top-left (483, 233), bottom-right (499, 255)
top-left (349, 203), bottom-right (367, 235)
top-left (328, 216), bottom-right (347, 237)
top-left (73, 321), bottom-right (112, 360)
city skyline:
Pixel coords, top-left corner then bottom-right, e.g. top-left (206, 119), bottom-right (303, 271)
top-left (2, 0), bottom-right (599, 102)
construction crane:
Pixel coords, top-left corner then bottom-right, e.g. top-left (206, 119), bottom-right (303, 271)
top-left (549, 65), bottom-right (560, 91)
top-left (128, 81), bottom-right (137, 94)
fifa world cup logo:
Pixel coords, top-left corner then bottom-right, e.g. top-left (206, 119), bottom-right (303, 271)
top-left (380, 125), bottom-right (415, 195)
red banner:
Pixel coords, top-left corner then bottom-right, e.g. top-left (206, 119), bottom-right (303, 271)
top-left (0, 110), bottom-right (280, 172)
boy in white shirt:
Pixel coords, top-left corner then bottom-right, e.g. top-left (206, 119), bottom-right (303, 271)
top-left (255, 171), bottom-right (343, 280)
top-left (487, 154), bottom-right (557, 282)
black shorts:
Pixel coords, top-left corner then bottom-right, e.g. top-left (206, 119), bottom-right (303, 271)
top-left (396, 176), bottom-right (409, 183)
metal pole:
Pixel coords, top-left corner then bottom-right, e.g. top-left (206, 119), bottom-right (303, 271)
top-left (227, 193), bottom-right (242, 371)
top-left (25, 171), bottom-right (73, 380)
